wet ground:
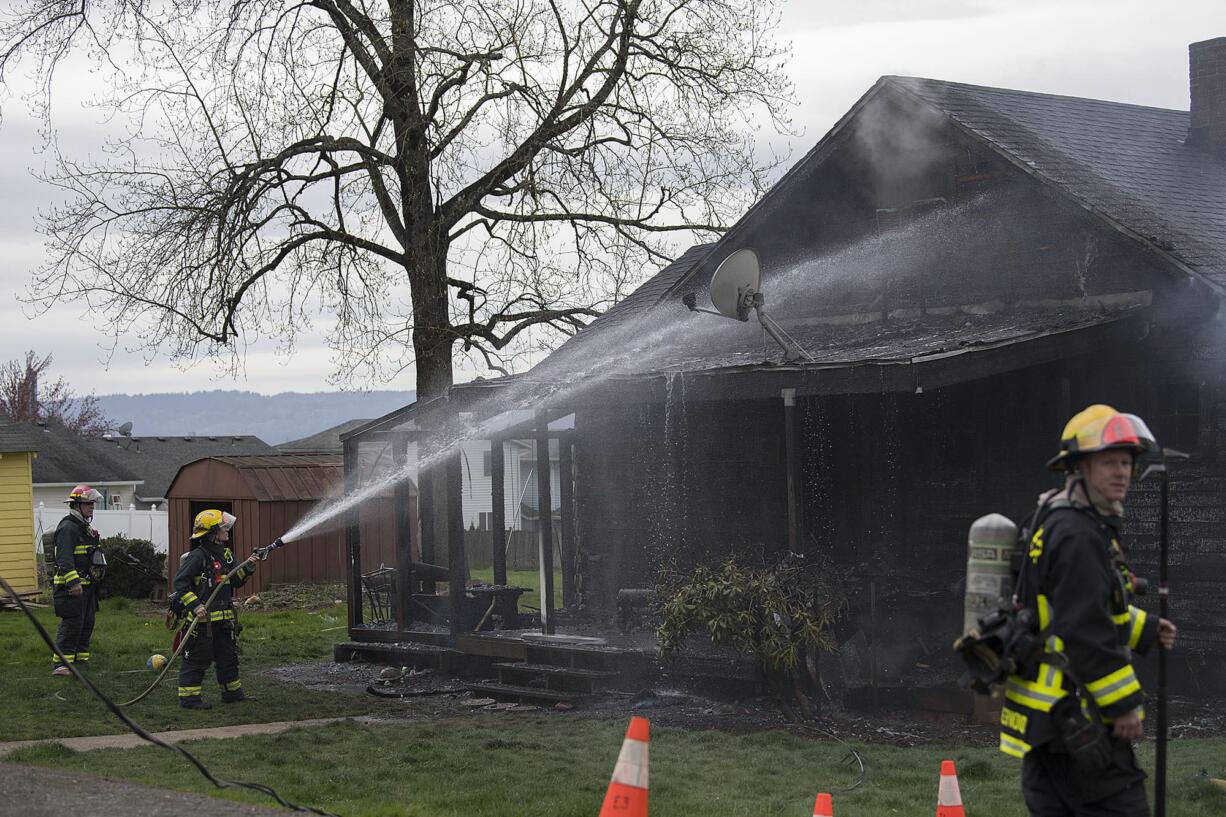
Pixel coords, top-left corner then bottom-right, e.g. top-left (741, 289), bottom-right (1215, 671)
top-left (262, 660), bottom-right (1226, 747)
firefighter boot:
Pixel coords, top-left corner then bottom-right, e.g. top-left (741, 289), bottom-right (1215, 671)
top-left (221, 683), bottom-right (252, 703)
top-left (179, 697), bottom-right (213, 710)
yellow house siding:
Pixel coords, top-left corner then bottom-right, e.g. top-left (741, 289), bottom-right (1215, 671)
top-left (0, 451), bottom-right (38, 594)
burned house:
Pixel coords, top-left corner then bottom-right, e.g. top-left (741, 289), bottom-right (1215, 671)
top-left (340, 39), bottom-right (1226, 706)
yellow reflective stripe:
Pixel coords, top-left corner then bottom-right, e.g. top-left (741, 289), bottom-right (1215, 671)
top-left (181, 592), bottom-right (198, 606)
top-left (1128, 607), bottom-right (1147, 650)
top-left (1086, 665), bottom-right (1142, 707)
top-left (224, 680), bottom-right (242, 691)
top-left (178, 686), bottom-right (203, 697)
top-left (1006, 679), bottom-right (1065, 713)
top-left (1111, 611), bottom-right (1130, 625)
top-left (53, 653), bottom-right (76, 662)
top-left (60, 570), bottom-right (80, 582)
top-left (1000, 734), bottom-right (1031, 758)
top-left (208, 609), bottom-right (234, 621)
top-left (1037, 594), bottom-right (1052, 630)
top-left (73, 546), bottom-right (90, 554)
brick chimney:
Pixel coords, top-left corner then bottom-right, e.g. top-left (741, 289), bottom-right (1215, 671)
top-left (1189, 37), bottom-right (1226, 156)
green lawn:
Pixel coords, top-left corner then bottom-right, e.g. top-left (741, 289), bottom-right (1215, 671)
top-left (468, 567), bottom-right (563, 612)
top-left (8, 716), bottom-right (1225, 817)
top-left (0, 595), bottom-right (380, 740)
top-left (4, 595), bottom-right (1224, 817)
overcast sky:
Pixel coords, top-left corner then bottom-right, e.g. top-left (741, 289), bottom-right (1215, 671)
top-left (0, 0), bottom-right (1223, 395)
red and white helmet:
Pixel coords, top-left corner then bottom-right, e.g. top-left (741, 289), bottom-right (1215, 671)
top-left (65, 485), bottom-right (103, 505)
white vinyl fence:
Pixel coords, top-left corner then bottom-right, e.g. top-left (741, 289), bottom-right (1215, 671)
top-left (34, 503), bottom-right (170, 554)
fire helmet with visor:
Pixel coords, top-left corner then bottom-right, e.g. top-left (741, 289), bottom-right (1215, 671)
top-left (191, 509), bottom-right (238, 539)
top-left (1046, 404), bottom-right (1158, 472)
top-left (65, 485), bottom-right (103, 505)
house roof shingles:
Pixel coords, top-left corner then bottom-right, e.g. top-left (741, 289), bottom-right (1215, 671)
top-left (885, 76), bottom-right (1226, 289)
top-left (517, 76), bottom-right (1226, 388)
top-left (0, 415), bottom-right (38, 454)
top-left (27, 422), bottom-right (275, 501)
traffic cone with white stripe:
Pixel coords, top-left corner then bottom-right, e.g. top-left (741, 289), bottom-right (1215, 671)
top-left (936, 760), bottom-right (965, 817)
top-left (812, 792), bottom-right (834, 816)
top-left (599, 716), bottom-right (649, 817)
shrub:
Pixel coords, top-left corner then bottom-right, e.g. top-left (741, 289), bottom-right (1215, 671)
top-left (98, 535), bottom-right (166, 599)
top-left (655, 552), bottom-right (847, 721)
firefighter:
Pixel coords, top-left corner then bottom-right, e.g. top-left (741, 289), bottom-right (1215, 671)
top-left (51, 485), bottom-right (104, 676)
top-left (174, 509), bottom-right (257, 709)
top-left (1002, 405), bottom-right (1178, 816)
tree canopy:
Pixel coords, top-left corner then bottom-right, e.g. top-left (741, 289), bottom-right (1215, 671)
top-left (1, 0), bottom-right (793, 400)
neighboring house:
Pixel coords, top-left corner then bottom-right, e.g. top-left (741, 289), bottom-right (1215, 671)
top-left (0, 416), bottom-right (39, 596)
top-left (26, 420), bottom-right (274, 509)
top-left (284, 418), bottom-right (559, 531)
top-left (342, 37), bottom-right (1226, 703)
top-left (25, 420), bottom-right (144, 509)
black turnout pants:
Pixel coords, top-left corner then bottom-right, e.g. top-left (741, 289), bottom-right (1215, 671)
top-left (178, 622), bottom-right (240, 700)
top-left (1023, 740), bottom-right (1149, 817)
top-left (53, 585), bottom-right (97, 665)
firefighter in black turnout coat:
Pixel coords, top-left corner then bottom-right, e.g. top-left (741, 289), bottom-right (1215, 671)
top-left (1002, 405), bottom-right (1177, 817)
top-left (51, 485), bottom-right (104, 675)
top-left (173, 509), bottom-right (256, 709)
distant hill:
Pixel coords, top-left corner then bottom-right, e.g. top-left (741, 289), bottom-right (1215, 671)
top-left (94, 390), bottom-right (414, 444)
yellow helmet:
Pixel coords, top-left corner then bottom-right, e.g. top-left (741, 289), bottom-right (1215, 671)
top-left (1047, 404), bottom-right (1157, 472)
top-left (191, 509), bottom-right (237, 539)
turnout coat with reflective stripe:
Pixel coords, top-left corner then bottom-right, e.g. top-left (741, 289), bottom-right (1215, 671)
top-left (52, 513), bottom-right (100, 591)
top-left (173, 539), bottom-right (253, 619)
top-left (1000, 504), bottom-right (1158, 758)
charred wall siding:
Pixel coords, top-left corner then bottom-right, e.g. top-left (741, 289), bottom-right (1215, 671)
top-left (575, 398), bottom-right (787, 613)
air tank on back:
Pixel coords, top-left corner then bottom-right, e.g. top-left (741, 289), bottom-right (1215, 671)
top-left (964, 513), bottom-right (1020, 632)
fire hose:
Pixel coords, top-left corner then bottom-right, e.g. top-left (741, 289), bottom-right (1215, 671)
top-left (118, 537), bottom-right (286, 707)
top-left (0, 564), bottom-right (342, 817)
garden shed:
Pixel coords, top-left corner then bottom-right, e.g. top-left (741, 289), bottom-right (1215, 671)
top-left (166, 453), bottom-right (413, 593)
top-left (0, 417), bottom-right (39, 597)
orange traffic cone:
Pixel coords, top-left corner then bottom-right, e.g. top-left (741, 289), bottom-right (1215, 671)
top-left (936, 760), bottom-right (965, 817)
top-left (599, 716), bottom-right (649, 817)
top-left (812, 792), bottom-right (834, 816)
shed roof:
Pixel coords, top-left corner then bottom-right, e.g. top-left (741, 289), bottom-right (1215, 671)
top-left (171, 454), bottom-right (344, 502)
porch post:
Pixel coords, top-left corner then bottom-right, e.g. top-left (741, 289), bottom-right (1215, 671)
top-left (417, 453), bottom-right (436, 595)
top-left (490, 437), bottom-right (507, 586)
top-left (446, 439), bottom-right (467, 640)
top-left (535, 409), bottom-right (556, 634)
top-left (343, 437), bottom-right (363, 631)
top-left (558, 432), bottom-right (576, 608)
top-left (782, 388), bottom-right (802, 551)
top-left (391, 434), bottom-right (414, 629)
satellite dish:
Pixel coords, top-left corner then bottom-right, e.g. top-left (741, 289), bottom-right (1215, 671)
top-left (681, 246), bottom-right (814, 364)
top-left (118, 421), bottom-right (133, 436)
top-left (709, 248), bottom-right (761, 321)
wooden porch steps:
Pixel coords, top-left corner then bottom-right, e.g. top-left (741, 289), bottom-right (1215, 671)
top-left (334, 640), bottom-right (461, 673)
top-left (493, 661), bottom-right (617, 695)
top-left (465, 681), bottom-right (584, 706)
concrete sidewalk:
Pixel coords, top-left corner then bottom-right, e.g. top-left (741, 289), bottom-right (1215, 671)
top-left (0, 762), bottom-right (296, 817)
top-left (0, 717), bottom-right (353, 758)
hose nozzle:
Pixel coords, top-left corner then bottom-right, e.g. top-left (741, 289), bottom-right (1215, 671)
top-left (253, 538), bottom-right (286, 561)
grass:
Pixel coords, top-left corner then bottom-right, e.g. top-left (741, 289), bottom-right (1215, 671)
top-left (0, 595), bottom-right (380, 740)
top-left (8, 716), bottom-right (1225, 817)
top-left (468, 567), bottom-right (563, 612)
